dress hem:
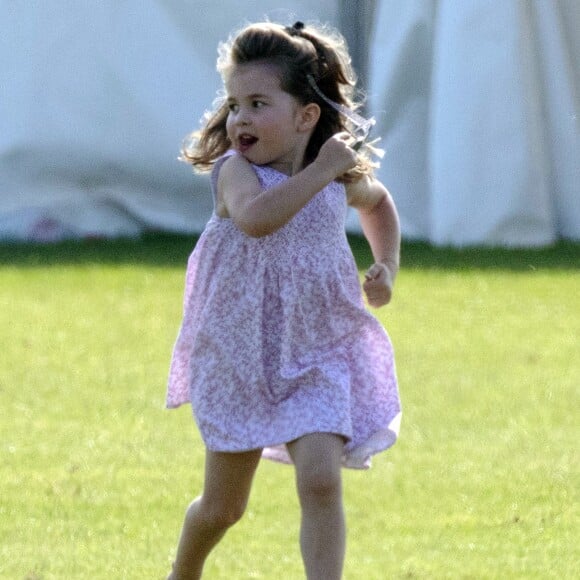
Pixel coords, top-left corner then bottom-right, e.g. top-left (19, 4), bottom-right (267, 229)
top-left (166, 402), bottom-right (401, 471)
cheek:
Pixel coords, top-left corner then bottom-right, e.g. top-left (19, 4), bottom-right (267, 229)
top-left (225, 115), bottom-right (234, 137)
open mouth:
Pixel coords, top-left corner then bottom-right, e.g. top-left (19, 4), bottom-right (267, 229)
top-left (238, 134), bottom-right (258, 151)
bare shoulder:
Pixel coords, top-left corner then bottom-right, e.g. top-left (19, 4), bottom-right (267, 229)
top-left (216, 154), bottom-right (261, 218)
top-left (345, 174), bottom-right (390, 213)
top-left (217, 153), bottom-right (259, 191)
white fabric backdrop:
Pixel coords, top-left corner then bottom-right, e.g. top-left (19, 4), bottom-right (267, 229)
top-left (1, 0), bottom-right (579, 246)
top-left (369, 0), bottom-right (580, 246)
top-left (0, 0), bottom-right (339, 242)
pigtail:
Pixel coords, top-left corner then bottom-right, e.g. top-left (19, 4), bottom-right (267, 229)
top-left (295, 24), bottom-right (375, 181)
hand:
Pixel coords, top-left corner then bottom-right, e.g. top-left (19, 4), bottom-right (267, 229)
top-left (363, 262), bottom-right (395, 308)
top-left (314, 132), bottom-right (358, 179)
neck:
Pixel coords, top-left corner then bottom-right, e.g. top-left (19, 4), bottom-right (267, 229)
top-left (268, 160), bottom-right (302, 176)
top-left (268, 138), bottom-right (310, 175)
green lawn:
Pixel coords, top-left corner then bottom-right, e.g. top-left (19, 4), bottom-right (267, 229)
top-left (0, 235), bottom-right (577, 579)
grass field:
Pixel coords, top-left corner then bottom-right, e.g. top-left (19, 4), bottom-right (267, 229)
top-left (0, 235), bottom-right (577, 579)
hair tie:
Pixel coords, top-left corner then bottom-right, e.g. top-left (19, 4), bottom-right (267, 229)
top-left (287, 21), bottom-right (305, 36)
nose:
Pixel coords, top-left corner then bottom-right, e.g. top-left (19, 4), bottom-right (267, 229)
top-left (234, 108), bottom-right (250, 126)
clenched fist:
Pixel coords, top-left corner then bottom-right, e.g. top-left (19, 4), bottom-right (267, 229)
top-left (363, 262), bottom-right (395, 308)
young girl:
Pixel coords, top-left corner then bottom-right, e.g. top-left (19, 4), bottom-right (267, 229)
top-left (166, 20), bottom-right (402, 579)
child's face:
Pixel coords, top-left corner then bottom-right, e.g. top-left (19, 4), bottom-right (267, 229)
top-left (224, 63), bottom-right (312, 174)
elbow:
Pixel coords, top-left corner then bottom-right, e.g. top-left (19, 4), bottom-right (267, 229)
top-left (370, 190), bottom-right (389, 214)
top-left (232, 203), bottom-right (288, 237)
top-left (235, 218), bottom-right (275, 238)
top-left (357, 189), bottom-right (389, 217)
top-left (233, 205), bottom-right (285, 237)
top-left (245, 225), bottom-right (273, 238)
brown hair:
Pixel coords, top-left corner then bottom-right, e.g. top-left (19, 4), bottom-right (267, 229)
top-left (181, 21), bottom-right (372, 181)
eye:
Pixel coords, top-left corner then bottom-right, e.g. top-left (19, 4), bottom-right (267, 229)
top-left (252, 100), bottom-right (266, 109)
top-left (227, 102), bottom-right (239, 113)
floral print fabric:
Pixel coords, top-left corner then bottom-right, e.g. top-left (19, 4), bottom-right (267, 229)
top-left (166, 153), bottom-right (401, 469)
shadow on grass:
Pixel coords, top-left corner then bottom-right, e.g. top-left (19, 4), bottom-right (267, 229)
top-left (0, 233), bottom-right (578, 271)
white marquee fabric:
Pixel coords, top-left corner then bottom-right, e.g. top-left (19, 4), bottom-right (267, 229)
top-left (369, 0), bottom-right (580, 246)
top-left (1, 0), bottom-right (579, 246)
top-left (0, 0), bottom-right (339, 242)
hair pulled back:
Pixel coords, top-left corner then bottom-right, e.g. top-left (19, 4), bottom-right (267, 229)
top-left (181, 21), bottom-right (371, 180)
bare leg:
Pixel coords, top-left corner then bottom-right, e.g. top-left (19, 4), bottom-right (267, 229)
top-left (168, 448), bottom-right (263, 580)
top-left (287, 433), bottom-right (346, 580)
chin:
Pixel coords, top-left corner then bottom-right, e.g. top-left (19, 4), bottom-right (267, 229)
top-left (242, 152), bottom-right (271, 166)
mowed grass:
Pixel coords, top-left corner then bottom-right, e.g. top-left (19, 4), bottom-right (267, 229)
top-left (0, 235), bottom-right (577, 579)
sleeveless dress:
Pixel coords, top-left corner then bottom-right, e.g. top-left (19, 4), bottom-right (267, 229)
top-left (166, 152), bottom-right (401, 469)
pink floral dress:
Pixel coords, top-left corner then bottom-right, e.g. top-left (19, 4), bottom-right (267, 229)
top-left (166, 152), bottom-right (401, 469)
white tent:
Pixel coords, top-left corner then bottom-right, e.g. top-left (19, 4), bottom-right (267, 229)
top-left (1, 0), bottom-right (579, 246)
top-left (369, 0), bottom-right (580, 246)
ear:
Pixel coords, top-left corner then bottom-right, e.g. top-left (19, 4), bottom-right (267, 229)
top-left (296, 102), bottom-right (321, 132)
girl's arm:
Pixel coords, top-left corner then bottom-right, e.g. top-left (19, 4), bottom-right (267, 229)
top-left (346, 175), bottom-right (401, 308)
top-left (218, 134), bottom-right (357, 238)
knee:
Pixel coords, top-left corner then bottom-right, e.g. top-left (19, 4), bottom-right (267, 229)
top-left (190, 496), bottom-right (247, 531)
top-left (297, 467), bottom-right (342, 506)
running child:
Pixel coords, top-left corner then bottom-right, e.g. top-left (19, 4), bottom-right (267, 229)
top-left (166, 20), bottom-right (402, 579)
